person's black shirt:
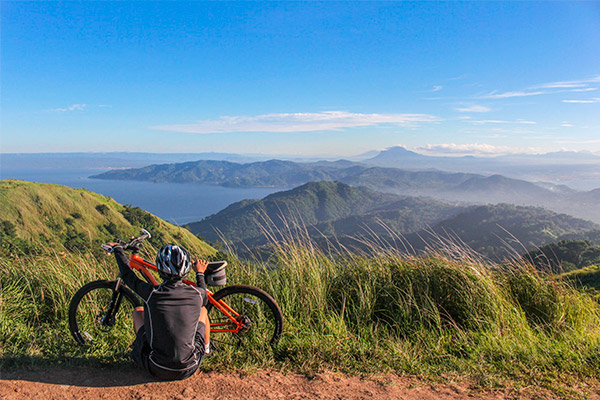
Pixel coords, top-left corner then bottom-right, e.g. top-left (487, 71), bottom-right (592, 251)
top-left (113, 247), bottom-right (207, 372)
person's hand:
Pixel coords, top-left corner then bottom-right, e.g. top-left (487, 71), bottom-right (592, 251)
top-left (193, 259), bottom-right (209, 274)
top-left (102, 242), bottom-right (121, 255)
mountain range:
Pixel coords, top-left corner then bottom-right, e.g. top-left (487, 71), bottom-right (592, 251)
top-left (186, 181), bottom-right (463, 247)
top-left (364, 146), bottom-right (600, 183)
top-left (186, 181), bottom-right (600, 261)
top-left (4, 146), bottom-right (599, 169)
top-left (91, 158), bottom-right (600, 224)
top-left (365, 146), bottom-right (600, 168)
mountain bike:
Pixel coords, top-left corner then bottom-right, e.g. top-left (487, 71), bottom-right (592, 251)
top-left (68, 229), bottom-right (283, 350)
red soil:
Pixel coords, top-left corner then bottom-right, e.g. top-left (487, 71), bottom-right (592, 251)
top-left (1, 367), bottom-right (597, 400)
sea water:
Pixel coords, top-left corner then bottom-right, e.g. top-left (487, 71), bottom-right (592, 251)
top-left (0, 168), bottom-right (281, 224)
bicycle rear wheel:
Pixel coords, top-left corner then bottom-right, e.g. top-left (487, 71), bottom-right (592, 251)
top-left (68, 280), bottom-right (141, 348)
top-left (206, 285), bottom-right (283, 348)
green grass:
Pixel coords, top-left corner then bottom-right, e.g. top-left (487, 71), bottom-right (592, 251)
top-left (562, 264), bottom-right (600, 291)
top-left (1, 233), bottom-right (599, 396)
top-left (0, 179), bottom-right (214, 257)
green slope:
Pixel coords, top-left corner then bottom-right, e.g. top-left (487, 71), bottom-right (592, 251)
top-left (523, 240), bottom-right (600, 273)
top-left (187, 181), bottom-right (461, 247)
top-left (561, 264), bottom-right (600, 291)
top-left (0, 179), bottom-right (214, 257)
top-left (309, 197), bottom-right (462, 238)
top-left (406, 204), bottom-right (600, 261)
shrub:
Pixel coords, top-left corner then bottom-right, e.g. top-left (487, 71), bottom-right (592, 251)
top-left (103, 222), bottom-right (119, 236)
top-left (95, 204), bottom-right (109, 215)
top-left (0, 220), bottom-right (16, 238)
top-left (120, 205), bottom-right (157, 230)
top-left (63, 228), bottom-right (89, 252)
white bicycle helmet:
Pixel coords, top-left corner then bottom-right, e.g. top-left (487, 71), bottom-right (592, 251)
top-left (156, 244), bottom-right (192, 280)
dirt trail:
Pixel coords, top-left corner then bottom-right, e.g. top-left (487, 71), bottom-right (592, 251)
top-left (0, 367), bottom-right (596, 400)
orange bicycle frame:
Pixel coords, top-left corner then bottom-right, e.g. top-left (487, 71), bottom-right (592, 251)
top-left (128, 254), bottom-right (243, 333)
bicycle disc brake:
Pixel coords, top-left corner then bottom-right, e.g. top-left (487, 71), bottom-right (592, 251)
top-left (96, 312), bottom-right (116, 331)
top-left (236, 315), bottom-right (252, 336)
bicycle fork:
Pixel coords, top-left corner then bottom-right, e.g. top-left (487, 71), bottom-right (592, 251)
top-left (100, 278), bottom-right (125, 328)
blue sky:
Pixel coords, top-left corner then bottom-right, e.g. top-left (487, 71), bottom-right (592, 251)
top-left (2, 1), bottom-right (599, 156)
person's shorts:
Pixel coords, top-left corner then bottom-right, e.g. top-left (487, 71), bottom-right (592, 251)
top-left (131, 326), bottom-right (152, 372)
top-left (131, 322), bottom-right (206, 381)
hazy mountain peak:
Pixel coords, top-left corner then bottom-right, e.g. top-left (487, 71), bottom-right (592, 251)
top-left (377, 146), bottom-right (425, 158)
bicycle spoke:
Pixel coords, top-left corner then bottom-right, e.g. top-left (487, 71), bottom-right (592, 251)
top-left (209, 291), bottom-right (278, 349)
top-left (74, 286), bottom-right (135, 349)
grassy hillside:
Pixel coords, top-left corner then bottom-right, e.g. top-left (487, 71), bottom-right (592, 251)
top-left (523, 240), bottom-right (600, 273)
top-left (560, 229), bottom-right (600, 246)
top-left (310, 196), bottom-right (461, 238)
top-left (561, 264), bottom-right (600, 291)
top-left (2, 232), bottom-right (600, 397)
top-left (3, 179), bottom-right (600, 395)
top-left (0, 179), bottom-right (214, 257)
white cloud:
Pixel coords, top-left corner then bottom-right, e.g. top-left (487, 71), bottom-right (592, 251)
top-left (535, 83), bottom-right (587, 89)
top-left (570, 87), bottom-right (598, 92)
top-left (561, 123), bottom-right (574, 127)
top-left (481, 75), bottom-right (600, 100)
top-left (534, 75), bottom-right (600, 89)
top-left (416, 143), bottom-right (530, 156)
top-left (467, 119), bottom-right (536, 125)
top-left (562, 98), bottom-right (600, 104)
top-left (430, 85), bottom-right (443, 92)
top-left (150, 111), bottom-right (440, 134)
top-left (455, 105), bottom-right (491, 113)
top-left (50, 104), bottom-right (86, 112)
top-left (481, 91), bottom-right (546, 99)
top-left (448, 74), bottom-right (469, 81)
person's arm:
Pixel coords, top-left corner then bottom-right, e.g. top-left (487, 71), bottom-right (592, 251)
top-left (110, 244), bottom-right (154, 301)
top-left (192, 259), bottom-right (208, 306)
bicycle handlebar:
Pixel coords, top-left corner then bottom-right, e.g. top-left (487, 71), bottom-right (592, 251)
top-left (102, 228), bottom-right (152, 254)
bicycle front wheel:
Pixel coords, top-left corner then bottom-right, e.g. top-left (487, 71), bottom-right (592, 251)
top-left (206, 285), bottom-right (283, 348)
top-left (68, 280), bottom-right (141, 348)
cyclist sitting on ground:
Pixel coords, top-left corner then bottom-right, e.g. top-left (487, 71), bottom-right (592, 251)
top-left (108, 242), bottom-right (210, 380)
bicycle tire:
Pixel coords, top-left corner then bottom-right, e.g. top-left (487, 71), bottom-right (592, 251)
top-left (206, 284), bottom-right (283, 348)
top-left (69, 280), bottom-right (141, 346)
